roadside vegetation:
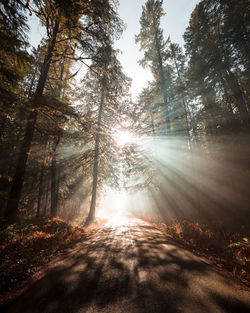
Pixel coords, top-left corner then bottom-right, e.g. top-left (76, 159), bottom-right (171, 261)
top-left (148, 218), bottom-right (250, 287)
top-left (0, 216), bottom-right (103, 295)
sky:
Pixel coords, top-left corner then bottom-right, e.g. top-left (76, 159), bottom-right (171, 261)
top-left (28, 0), bottom-right (200, 99)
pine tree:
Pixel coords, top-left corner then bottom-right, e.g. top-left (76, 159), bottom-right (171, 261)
top-left (135, 0), bottom-right (170, 131)
top-left (0, 0), bottom-right (32, 214)
top-left (184, 0), bottom-right (249, 131)
top-left (5, 0), bottom-right (123, 222)
top-left (80, 44), bottom-right (131, 225)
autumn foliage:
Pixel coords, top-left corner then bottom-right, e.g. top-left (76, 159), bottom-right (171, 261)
top-left (0, 217), bottom-right (87, 294)
top-left (151, 219), bottom-right (250, 287)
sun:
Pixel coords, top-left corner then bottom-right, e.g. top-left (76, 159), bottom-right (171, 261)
top-left (116, 130), bottom-right (134, 146)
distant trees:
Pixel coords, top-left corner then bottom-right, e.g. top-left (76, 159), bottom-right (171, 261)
top-left (134, 0), bottom-right (250, 222)
top-left (78, 43), bottom-right (131, 225)
top-left (135, 0), bottom-right (250, 147)
top-left (135, 0), bottom-right (191, 139)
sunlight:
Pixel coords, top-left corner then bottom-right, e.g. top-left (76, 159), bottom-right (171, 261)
top-left (108, 212), bottom-right (130, 227)
top-left (97, 189), bottom-right (132, 226)
top-left (116, 130), bottom-right (134, 146)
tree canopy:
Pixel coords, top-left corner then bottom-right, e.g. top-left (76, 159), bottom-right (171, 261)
top-left (0, 0), bottom-right (249, 228)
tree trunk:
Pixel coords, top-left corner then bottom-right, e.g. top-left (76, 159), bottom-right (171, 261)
top-left (50, 61), bottom-right (65, 218)
top-left (27, 50), bottom-right (40, 99)
top-left (0, 115), bottom-right (6, 141)
top-left (5, 21), bottom-right (59, 223)
top-left (37, 163), bottom-right (44, 218)
top-left (225, 70), bottom-right (249, 128)
top-left (85, 90), bottom-right (104, 226)
top-left (171, 45), bottom-right (191, 147)
top-left (44, 172), bottom-right (50, 216)
top-left (50, 135), bottom-right (61, 218)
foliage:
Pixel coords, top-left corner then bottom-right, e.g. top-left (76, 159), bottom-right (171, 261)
top-left (134, 0), bottom-right (250, 224)
top-left (2, 0), bottom-right (125, 223)
top-left (0, 0), bottom-right (249, 293)
top-left (152, 219), bottom-right (250, 287)
top-left (135, 0), bottom-right (170, 131)
top-left (0, 217), bottom-right (90, 294)
top-left (184, 0), bottom-right (249, 130)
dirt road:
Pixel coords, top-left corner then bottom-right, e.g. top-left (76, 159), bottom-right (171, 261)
top-left (2, 216), bottom-right (250, 313)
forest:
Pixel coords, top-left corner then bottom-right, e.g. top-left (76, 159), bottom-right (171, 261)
top-left (0, 0), bottom-right (250, 310)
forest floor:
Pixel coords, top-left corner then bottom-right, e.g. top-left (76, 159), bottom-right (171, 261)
top-left (1, 215), bottom-right (250, 313)
top-left (146, 218), bottom-right (250, 288)
top-left (0, 216), bottom-right (106, 302)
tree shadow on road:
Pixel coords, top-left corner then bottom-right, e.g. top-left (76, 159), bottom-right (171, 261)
top-left (1, 223), bottom-right (250, 313)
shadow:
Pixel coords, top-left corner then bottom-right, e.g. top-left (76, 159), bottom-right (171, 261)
top-left (1, 221), bottom-right (250, 313)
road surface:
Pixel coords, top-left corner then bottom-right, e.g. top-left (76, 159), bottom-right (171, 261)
top-left (2, 216), bottom-right (250, 313)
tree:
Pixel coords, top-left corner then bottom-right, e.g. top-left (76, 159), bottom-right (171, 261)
top-left (0, 0), bottom-right (30, 103)
top-left (0, 0), bottom-right (32, 214)
top-left (184, 0), bottom-right (249, 131)
top-left (78, 44), bottom-right (131, 225)
top-left (135, 0), bottom-right (170, 131)
top-left (5, 0), bottom-right (123, 222)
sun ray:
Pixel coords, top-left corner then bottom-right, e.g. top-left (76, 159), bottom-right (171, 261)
top-left (115, 130), bottom-right (135, 146)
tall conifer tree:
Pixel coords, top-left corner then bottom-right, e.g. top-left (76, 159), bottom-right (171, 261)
top-left (5, 0), bottom-right (123, 222)
top-left (135, 0), bottom-right (170, 130)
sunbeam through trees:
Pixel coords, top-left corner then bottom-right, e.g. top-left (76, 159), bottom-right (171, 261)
top-left (0, 0), bottom-right (250, 309)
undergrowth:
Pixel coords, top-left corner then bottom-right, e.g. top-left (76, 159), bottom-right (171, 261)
top-left (146, 218), bottom-right (250, 287)
top-left (0, 216), bottom-right (100, 295)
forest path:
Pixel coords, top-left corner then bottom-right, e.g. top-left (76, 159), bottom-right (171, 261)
top-left (2, 216), bottom-right (250, 313)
